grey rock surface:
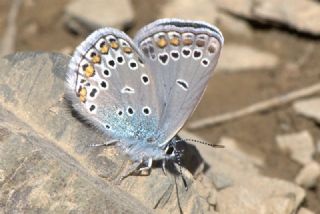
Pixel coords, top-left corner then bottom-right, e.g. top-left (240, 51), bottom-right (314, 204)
top-left (159, 0), bottom-right (218, 24)
top-left (298, 207), bottom-right (316, 214)
top-left (295, 161), bottom-right (320, 189)
top-left (216, 0), bottom-right (320, 35)
top-left (216, 44), bottom-right (279, 73)
top-left (216, 13), bottom-right (253, 38)
top-left (293, 97), bottom-right (320, 124)
top-left (159, 0), bottom-right (253, 39)
top-left (0, 52), bottom-right (308, 213)
top-left (0, 52), bottom-right (151, 213)
top-left (0, 52), bottom-right (211, 213)
top-left (64, 0), bottom-right (134, 34)
top-left (180, 131), bottom-right (306, 214)
top-left (276, 131), bottom-right (315, 165)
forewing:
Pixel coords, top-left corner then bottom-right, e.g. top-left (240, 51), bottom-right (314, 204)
top-left (66, 28), bottom-right (160, 142)
top-left (134, 19), bottom-right (224, 146)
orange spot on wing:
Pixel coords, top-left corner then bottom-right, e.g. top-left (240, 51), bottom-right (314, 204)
top-left (92, 55), bottom-right (101, 64)
top-left (84, 64), bottom-right (95, 77)
top-left (100, 44), bottom-right (110, 54)
top-left (78, 87), bottom-right (87, 102)
top-left (123, 46), bottom-right (133, 54)
top-left (183, 38), bottom-right (193, 46)
top-left (170, 37), bottom-right (180, 46)
top-left (157, 37), bottom-right (167, 48)
top-left (110, 41), bottom-right (119, 49)
top-left (196, 40), bottom-right (205, 47)
top-left (208, 45), bottom-right (216, 54)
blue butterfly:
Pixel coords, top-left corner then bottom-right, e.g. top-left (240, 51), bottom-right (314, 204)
top-left (65, 18), bottom-right (223, 187)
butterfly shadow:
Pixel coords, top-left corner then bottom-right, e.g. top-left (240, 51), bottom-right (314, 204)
top-left (153, 138), bottom-right (209, 178)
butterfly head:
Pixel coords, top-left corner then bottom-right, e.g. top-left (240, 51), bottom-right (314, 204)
top-left (162, 137), bottom-right (185, 163)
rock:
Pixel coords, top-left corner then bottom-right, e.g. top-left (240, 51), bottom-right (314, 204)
top-left (253, 0), bottom-right (320, 35)
top-left (64, 0), bottom-right (134, 34)
top-left (0, 52), bottom-right (215, 213)
top-left (276, 131), bottom-right (315, 165)
top-left (22, 22), bottom-right (38, 37)
top-left (160, 1), bottom-right (253, 38)
top-left (293, 97), bottom-right (320, 124)
top-left (216, 44), bottom-right (279, 72)
top-left (217, 184), bottom-right (300, 214)
top-left (216, 0), bottom-right (252, 18)
top-left (214, 174), bottom-right (305, 214)
top-left (0, 53), bottom-right (149, 213)
top-left (179, 131), bottom-right (305, 213)
top-left (298, 207), bottom-right (315, 214)
top-left (295, 161), bottom-right (320, 189)
top-left (216, 0), bottom-right (320, 35)
top-left (159, 0), bottom-right (218, 23)
top-left (317, 141), bottom-right (320, 153)
top-left (218, 137), bottom-right (264, 167)
top-left (216, 12), bottom-right (253, 38)
top-left (59, 46), bottom-right (73, 55)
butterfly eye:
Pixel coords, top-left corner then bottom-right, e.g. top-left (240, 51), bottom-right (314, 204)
top-left (165, 145), bottom-right (174, 155)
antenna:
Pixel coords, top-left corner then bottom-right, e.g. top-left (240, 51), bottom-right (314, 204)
top-left (174, 138), bottom-right (224, 148)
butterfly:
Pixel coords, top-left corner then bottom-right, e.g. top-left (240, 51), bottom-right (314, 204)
top-left (65, 18), bottom-right (223, 186)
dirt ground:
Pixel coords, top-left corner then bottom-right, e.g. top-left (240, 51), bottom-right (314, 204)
top-left (1, 0), bottom-right (319, 212)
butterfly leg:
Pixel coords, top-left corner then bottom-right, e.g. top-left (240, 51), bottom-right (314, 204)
top-left (162, 159), bottom-right (167, 176)
top-left (119, 159), bottom-right (144, 181)
top-left (137, 157), bottom-right (153, 172)
top-left (120, 157), bottom-right (153, 181)
top-left (88, 139), bottom-right (118, 147)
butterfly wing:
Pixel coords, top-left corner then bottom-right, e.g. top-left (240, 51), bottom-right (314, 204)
top-left (66, 28), bottom-right (161, 143)
top-left (134, 19), bottom-right (224, 147)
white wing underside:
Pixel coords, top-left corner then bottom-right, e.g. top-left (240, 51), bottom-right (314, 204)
top-left (65, 18), bottom-right (223, 151)
top-left (134, 19), bottom-right (223, 146)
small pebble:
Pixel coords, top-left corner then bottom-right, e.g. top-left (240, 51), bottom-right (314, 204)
top-left (295, 161), bottom-right (320, 189)
top-left (276, 131), bottom-right (315, 165)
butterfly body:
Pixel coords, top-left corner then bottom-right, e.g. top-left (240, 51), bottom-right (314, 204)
top-left (65, 18), bottom-right (223, 177)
